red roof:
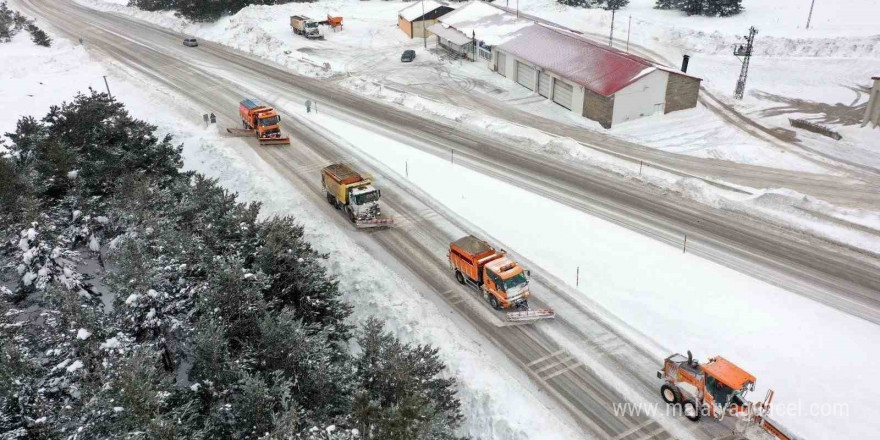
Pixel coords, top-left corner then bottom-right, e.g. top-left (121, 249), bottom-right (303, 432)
top-left (497, 24), bottom-right (700, 96)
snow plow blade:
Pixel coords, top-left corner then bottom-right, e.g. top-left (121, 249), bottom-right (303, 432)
top-left (354, 217), bottom-right (395, 229)
top-left (226, 127), bottom-right (255, 136)
top-left (258, 136), bottom-right (290, 146)
top-left (506, 308), bottom-right (555, 322)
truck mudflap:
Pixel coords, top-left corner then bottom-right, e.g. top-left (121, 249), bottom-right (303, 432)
top-left (354, 217), bottom-right (394, 229)
top-left (505, 308), bottom-right (555, 322)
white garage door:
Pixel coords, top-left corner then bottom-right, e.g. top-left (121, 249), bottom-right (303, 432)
top-left (538, 72), bottom-right (551, 98)
top-left (496, 52), bottom-right (506, 77)
top-left (552, 79), bottom-right (573, 109)
top-left (516, 61), bottom-right (535, 90)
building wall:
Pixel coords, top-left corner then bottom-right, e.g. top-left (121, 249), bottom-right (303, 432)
top-left (411, 18), bottom-right (440, 38)
top-left (398, 16), bottom-right (413, 38)
top-left (863, 77), bottom-right (880, 128)
top-left (611, 70), bottom-right (669, 126)
top-left (583, 89), bottom-right (614, 128)
top-left (664, 73), bottom-right (701, 114)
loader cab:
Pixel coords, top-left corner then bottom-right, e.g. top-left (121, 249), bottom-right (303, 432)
top-left (701, 356), bottom-right (755, 412)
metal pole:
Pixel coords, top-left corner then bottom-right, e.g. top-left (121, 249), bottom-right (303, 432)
top-left (422, 0), bottom-right (427, 49)
top-left (451, 149), bottom-right (454, 164)
top-left (626, 15), bottom-right (632, 53)
top-left (102, 75), bottom-right (112, 98)
top-left (576, 266), bottom-right (579, 286)
top-left (805, 0), bottom-right (816, 29)
top-left (609, 9), bottom-right (615, 47)
top-left (406, 161), bottom-right (408, 178)
top-left (683, 234), bottom-right (687, 253)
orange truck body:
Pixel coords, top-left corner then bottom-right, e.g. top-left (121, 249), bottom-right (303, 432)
top-left (238, 99), bottom-right (284, 139)
top-left (448, 235), bottom-right (530, 309)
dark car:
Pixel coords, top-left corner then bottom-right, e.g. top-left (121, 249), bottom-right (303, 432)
top-left (401, 50), bottom-right (415, 62)
top-left (183, 38), bottom-right (198, 47)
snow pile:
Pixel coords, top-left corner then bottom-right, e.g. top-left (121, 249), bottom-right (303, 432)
top-left (437, 1), bottom-right (534, 46)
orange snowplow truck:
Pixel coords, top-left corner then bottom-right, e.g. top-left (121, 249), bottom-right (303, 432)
top-left (658, 351), bottom-right (794, 440)
top-left (448, 236), bottom-right (554, 322)
top-left (231, 99), bottom-right (290, 145)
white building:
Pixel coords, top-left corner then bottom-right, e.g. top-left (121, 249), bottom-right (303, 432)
top-left (430, 1), bottom-right (702, 128)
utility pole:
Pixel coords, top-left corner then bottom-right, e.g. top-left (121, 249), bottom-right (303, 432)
top-left (805, 0), bottom-right (816, 29)
top-left (102, 75), bottom-right (112, 98)
top-left (421, 0), bottom-right (427, 49)
top-left (608, 9), bottom-right (615, 47)
top-left (626, 15), bottom-right (631, 53)
top-left (733, 26), bottom-right (757, 100)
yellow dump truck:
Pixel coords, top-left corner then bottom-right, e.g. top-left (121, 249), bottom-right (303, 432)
top-left (321, 163), bottom-right (393, 228)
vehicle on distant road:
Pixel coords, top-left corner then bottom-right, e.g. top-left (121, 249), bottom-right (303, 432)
top-left (183, 38), bottom-right (198, 47)
top-left (401, 49), bottom-right (415, 62)
top-left (290, 15), bottom-right (324, 39)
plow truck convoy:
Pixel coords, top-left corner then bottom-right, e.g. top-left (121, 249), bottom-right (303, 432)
top-left (226, 99), bottom-right (291, 146)
top-left (448, 236), bottom-right (555, 323)
top-left (658, 351), bottom-right (797, 440)
top-left (321, 164), bottom-right (394, 228)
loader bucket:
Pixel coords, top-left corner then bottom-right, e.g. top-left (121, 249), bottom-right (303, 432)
top-left (506, 308), bottom-right (555, 322)
top-left (355, 217), bottom-right (395, 229)
top-left (259, 136), bottom-right (291, 146)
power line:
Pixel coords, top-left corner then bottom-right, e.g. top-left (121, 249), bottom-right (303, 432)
top-left (806, 0), bottom-right (817, 29)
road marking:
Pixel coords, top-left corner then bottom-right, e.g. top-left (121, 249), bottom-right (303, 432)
top-left (526, 349), bottom-right (565, 367)
top-left (533, 355), bottom-right (576, 374)
top-left (610, 420), bottom-right (656, 440)
top-left (542, 361), bottom-right (583, 381)
top-left (630, 427), bottom-right (668, 440)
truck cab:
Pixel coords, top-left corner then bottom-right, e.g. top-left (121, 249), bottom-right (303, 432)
top-left (482, 256), bottom-right (530, 309)
top-left (347, 184), bottom-right (381, 223)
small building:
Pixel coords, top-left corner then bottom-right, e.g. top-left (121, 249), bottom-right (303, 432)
top-left (429, 1), bottom-right (702, 128)
top-left (863, 76), bottom-right (880, 128)
top-left (398, 1), bottom-right (455, 39)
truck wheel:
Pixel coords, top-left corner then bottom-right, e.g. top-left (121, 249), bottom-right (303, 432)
top-left (660, 384), bottom-right (681, 405)
top-left (488, 296), bottom-right (500, 310)
top-left (682, 399), bottom-right (701, 421)
top-left (347, 208), bottom-right (356, 223)
top-left (455, 271), bottom-right (465, 285)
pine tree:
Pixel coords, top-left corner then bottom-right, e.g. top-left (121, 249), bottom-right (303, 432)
top-left (557, 0), bottom-right (591, 7)
top-left (26, 23), bottom-right (50, 47)
top-left (598, 0), bottom-right (629, 10)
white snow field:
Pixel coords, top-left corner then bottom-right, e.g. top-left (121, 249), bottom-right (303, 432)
top-left (0, 31), bottom-right (585, 440)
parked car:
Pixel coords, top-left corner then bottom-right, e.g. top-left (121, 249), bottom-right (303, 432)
top-left (183, 38), bottom-right (198, 47)
top-left (401, 50), bottom-right (415, 63)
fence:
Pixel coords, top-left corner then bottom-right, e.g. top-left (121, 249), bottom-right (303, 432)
top-left (788, 118), bottom-right (842, 140)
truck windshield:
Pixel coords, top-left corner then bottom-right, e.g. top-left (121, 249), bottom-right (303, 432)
top-left (355, 191), bottom-right (379, 205)
top-left (307, 22), bottom-right (318, 28)
top-left (258, 116), bottom-right (280, 126)
top-left (502, 273), bottom-right (528, 291)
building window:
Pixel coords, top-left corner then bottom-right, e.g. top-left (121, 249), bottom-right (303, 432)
top-left (478, 42), bottom-right (491, 61)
